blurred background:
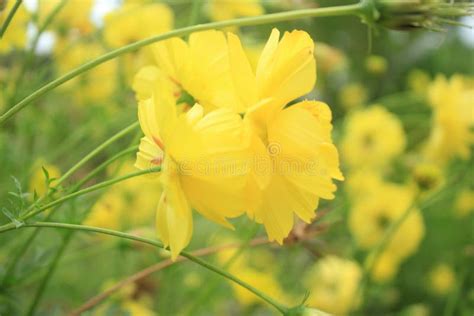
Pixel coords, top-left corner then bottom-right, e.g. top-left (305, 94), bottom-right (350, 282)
top-left (0, 0), bottom-right (473, 315)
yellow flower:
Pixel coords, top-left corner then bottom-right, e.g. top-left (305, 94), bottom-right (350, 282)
top-left (141, 28), bottom-right (342, 248)
top-left (56, 41), bottom-right (117, 105)
top-left (104, 3), bottom-right (173, 48)
top-left (341, 106), bottom-right (406, 169)
top-left (315, 42), bottom-right (347, 74)
top-left (217, 245), bottom-right (289, 307)
top-left (85, 162), bottom-right (161, 231)
top-left (39, 0), bottom-right (94, 35)
top-left (369, 250), bottom-right (402, 283)
top-left (365, 55), bottom-right (388, 75)
top-left (225, 29), bottom-right (344, 243)
top-left (338, 83), bottom-right (368, 110)
top-left (349, 182), bottom-right (424, 259)
top-left (152, 30), bottom-right (245, 112)
top-left (424, 74), bottom-right (474, 163)
top-left (93, 279), bottom-right (156, 316)
top-left (207, 0), bottom-right (264, 22)
top-left (306, 256), bottom-right (362, 315)
top-left (428, 264), bottom-right (456, 296)
top-left (411, 161), bottom-right (444, 196)
top-left (454, 189), bottom-right (474, 218)
top-left (84, 192), bottom-right (124, 230)
top-left (133, 70), bottom-right (250, 259)
top-left (0, 1), bottom-right (29, 52)
top-left (407, 69), bottom-right (430, 94)
top-left (29, 161), bottom-right (61, 197)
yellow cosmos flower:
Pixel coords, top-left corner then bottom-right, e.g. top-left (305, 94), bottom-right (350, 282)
top-left (207, 0), bottom-right (264, 22)
top-left (411, 161), bottom-right (444, 196)
top-left (139, 28), bottom-right (342, 250)
top-left (104, 3), bottom-right (173, 48)
top-left (341, 105), bottom-right (406, 169)
top-left (56, 42), bottom-right (117, 105)
top-left (39, 0), bottom-right (94, 35)
top-left (424, 74), bottom-right (474, 164)
top-left (338, 83), bottom-right (368, 110)
top-left (152, 30), bottom-right (246, 112)
top-left (133, 70), bottom-right (250, 259)
top-left (349, 182), bottom-right (424, 260)
top-left (369, 249), bottom-right (402, 283)
top-left (427, 263), bottom-right (456, 296)
top-left (306, 256), bottom-right (362, 315)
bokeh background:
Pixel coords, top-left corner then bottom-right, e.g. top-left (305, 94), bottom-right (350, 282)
top-left (0, 0), bottom-right (473, 315)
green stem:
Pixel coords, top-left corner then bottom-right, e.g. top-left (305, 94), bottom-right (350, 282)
top-left (0, 0), bottom-right (22, 38)
top-left (0, 127), bottom-right (138, 286)
top-left (1, 222), bottom-right (289, 314)
top-left (74, 145), bottom-right (138, 189)
top-left (24, 167), bottom-right (161, 221)
top-left (26, 231), bottom-right (73, 316)
top-left (55, 122), bottom-right (139, 188)
top-left (0, 2), bottom-right (367, 124)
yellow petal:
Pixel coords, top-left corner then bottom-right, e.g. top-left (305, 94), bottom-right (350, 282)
top-left (135, 136), bottom-right (163, 172)
top-left (132, 65), bottom-right (161, 101)
top-left (227, 32), bottom-right (257, 109)
top-left (156, 180), bottom-right (193, 260)
top-left (256, 29), bottom-right (316, 106)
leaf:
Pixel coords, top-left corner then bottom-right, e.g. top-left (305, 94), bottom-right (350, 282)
top-left (1, 207), bottom-right (24, 228)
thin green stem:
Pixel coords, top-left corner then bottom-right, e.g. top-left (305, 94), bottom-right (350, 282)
top-left (0, 0), bottom-right (22, 38)
top-left (1, 127), bottom-right (139, 286)
top-left (74, 145), bottom-right (138, 189)
top-left (188, 0), bottom-right (202, 26)
top-left (0, 167), bottom-right (160, 235)
top-left (26, 231), bottom-right (73, 316)
top-left (0, 2), bottom-right (366, 124)
top-left (25, 167), bottom-right (161, 221)
top-left (1, 222), bottom-right (289, 314)
top-left (55, 122), bottom-right (139, 188)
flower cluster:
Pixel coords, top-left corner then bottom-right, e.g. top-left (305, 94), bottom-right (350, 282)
top-left (132, 29), bottom-right (343, 258)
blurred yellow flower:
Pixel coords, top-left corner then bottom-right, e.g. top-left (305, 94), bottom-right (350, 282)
top-left (411, 161), bottom-right (444, 196)
top-left (428, 263), bottom-right (456, 296)
top-left (133, 70), bottom-right (250, 259)
top-left (39, 0), bottom-right (94, 36)
top-left (454, 189), bottom-right (474, 218)
top-left (84, 162), bottom-right (161, 231)
top-left (306, 256), bottom-right (362, 315)
top-left (218, 246), bottom-right (289, 307)
top-left (56, 42), bottom-right (117, 105)
top-left (104, 3), bottom-right (173, 48)
top-left (341, 106), bottom-right (406, 169)
top-left (207, 0), bottom-right (264, 22)
top-left (407, 69), bottom-right (430, 94)
top-left (93, 279), bottom-right (156, 316)
top-left (338, 83), bottom-right (368, 110)
top-left (28, 161), bottom-right (61, 197)
top-left (315, 42), bottom-right (347, 74)
top-left (0, 1), bottom-right (29, 52)
top-left (369, 250), bottom-right (402, 283)
top-left (365, 55), bottom-right (388, 75)
top-left (424, 74), bottom-right (474, 164)
top-left (349, 182), bottom-right (424, 259)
